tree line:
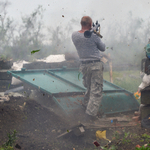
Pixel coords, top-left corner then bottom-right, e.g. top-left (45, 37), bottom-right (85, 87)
top-left (0, 1), bottom-right (149, 69)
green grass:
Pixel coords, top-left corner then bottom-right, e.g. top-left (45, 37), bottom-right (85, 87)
top-left (135, 144), bottom-right (150, 150)
top-left (0, 130), bottom-right (17, 150)
top-left (103, 70), bottom-right (142, 93)
top-left (142, 134), bottom-right (150, 139)
top-left (113, 131), bottom-right (120, 140)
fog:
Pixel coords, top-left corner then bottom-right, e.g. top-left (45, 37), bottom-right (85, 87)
top-left (1, 2), bottom-right (150, 150)
top-left (0, 0), bottom-right (150, 69)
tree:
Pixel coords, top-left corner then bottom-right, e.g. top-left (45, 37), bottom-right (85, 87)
top-left (0, 1), bottom-right (15, 58)
top-left (11, 5), bottom-right (45, 60)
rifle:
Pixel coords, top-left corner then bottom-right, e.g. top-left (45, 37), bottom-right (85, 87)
top-left (84, 21), bottom-right (103, 38)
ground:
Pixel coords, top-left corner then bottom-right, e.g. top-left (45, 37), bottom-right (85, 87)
top-left (0, 67), bottom-right (149, 150)
top-left (0, 95), bottom-right (150, 150)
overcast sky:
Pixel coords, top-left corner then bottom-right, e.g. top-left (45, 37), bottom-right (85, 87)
top-left (0, 0), bottom-right (149, 61)
top-left (6, 0), bottom-right (150, 29)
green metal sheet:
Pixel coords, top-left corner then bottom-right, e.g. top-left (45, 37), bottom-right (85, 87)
top-left (9, 69), bottom-right (85, 94)
top-left (7, 68), bottom-right (139, 115)
top-left (51, 70), bottom-right (121, 91)
top-left (101, 91), bottom-right (139, 114)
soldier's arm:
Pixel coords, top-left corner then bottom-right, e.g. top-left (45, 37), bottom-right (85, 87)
top-left (95, 35), bottom-right (105, 52)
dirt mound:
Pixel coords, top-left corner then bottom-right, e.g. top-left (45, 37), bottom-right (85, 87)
top-left (0, 96), bottom-right (68, 150)
top-left (0, 96), bottom-right (150, 150)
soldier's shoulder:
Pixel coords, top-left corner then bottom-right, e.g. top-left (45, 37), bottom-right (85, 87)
top-left (72, 31), bottom-right (80, 40)
top-left (72, 31), bottom-right (79, 36)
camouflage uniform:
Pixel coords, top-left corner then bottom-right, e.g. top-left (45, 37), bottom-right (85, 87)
top-left (79, 61), bottom-right (104, 116)
top-left (72, 29), bottom-right (105, 117)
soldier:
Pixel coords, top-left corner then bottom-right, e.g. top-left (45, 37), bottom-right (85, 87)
top-left (72, 16), bottom-right (106, 121)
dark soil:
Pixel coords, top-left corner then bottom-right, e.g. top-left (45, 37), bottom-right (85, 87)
top-left (0, 96), bottom-right (150, 150)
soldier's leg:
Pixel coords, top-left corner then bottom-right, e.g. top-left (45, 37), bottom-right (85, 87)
top-left (80, 65), bottom-right (91, 106)
top-left (83, 72), bottom-right (92, 106)
top-left (86, 69), bottom-right (103, 116)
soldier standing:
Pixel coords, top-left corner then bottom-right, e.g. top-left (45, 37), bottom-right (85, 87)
top-left (72, 16), bottom-right (106, 121)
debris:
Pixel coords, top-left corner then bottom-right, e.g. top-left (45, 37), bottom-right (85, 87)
top-left (31, 49), bottom-right (40, 55)
top-left (73, 125), bottom-right (85, 136)
top-left (51, 129), bottom-right (56, 133)
top-left (56, 124), bottom-right (85, 138)
top-left (4, 86), bottom-right (24, 95)
top-left (132, 116), bottom-right (140, 122)
top-left (96, 130), bottom-right (111, 142)
top-left (136, 144), bottom-right (141, 148)
top-left (79, 126), bottom-right (85, 132)
top-left (62, 15), bottom-right (64, 17)
top-left (19, 102), bottom-right (26, 111)
top-left (101, 57), bottom-right (108, 63)
top-left (56, 129), bottom-right (72, 138)
top-left (93, 141), bottom-right (100, 147)
top-left (144, 144), bottom-right (148, 147)
top-left (0, 95), bottom-right (10, 102)
top-left (134, 91), bottom-right (141, 100)
top-left (134, 111), bottom-right (140, 116)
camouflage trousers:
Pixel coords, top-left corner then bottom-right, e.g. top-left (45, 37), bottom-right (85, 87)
top-left (79, 61), bottom-right (104, 116)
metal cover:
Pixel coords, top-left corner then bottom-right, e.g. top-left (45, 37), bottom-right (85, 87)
top-left (7, 68), bottom-right (139, 115)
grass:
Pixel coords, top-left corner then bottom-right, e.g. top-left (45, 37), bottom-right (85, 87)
top-left (135, 144), bottom-right (150, 150)
top-left (113, 131), bottom-right (120, 140)
top-left (0, 130), bottom-right (17, 150)
top-left (132, 133), bottom-right (140, 139)
top-left (142, 134), bottom-right (150, 139)
top-left (111, 130), bottom-right (150, 150)
top-left (103, 70), bottom-right (142, 93)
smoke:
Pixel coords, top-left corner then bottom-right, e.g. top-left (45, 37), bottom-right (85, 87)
top-left (103, 13), bottom-right (148, 68)
top-left (0, 1), bottom-right (149, 71)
